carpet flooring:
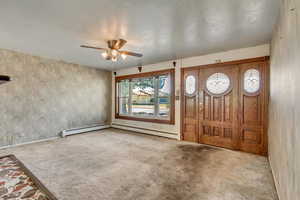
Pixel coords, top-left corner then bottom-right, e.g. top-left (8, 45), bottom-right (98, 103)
top-left (0, 128), bottom-right (278, 200)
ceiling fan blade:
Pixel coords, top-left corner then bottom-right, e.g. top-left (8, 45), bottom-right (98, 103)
top-left (80, 45), bottom-right (106, 51)
top-left (114, 39), bottom-right (127, 50)
top-left (107, 40), bottom-right (118, 49)
top-left (120, 51), bottom-right (143, 57)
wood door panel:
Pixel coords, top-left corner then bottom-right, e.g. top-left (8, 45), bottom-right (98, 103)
top-left (239, 61), bottom-right (268, 155)
top-left (203, 94), bottom-right (211, 120)
top-left (182, 70), bottom-right (199, 143)
top-left (212, 96), bottom-right (222, 121)
top-left (202, 126), bottom-right (211, 136)
top-left (201, 133), bottom-right (234, 149)
top-left (185, 97), bottom-right (197, 118)
top-left (242, 129), bottom-right (262, 144)
top-left (183, 124), bottom-right (198, 142)
top-left (224, 94), bottom-right (233, 122)
top-left (199, 66), bottom-right (239, 150)
top-left (242, 95), bottom-right (262, 124)
top-left (213, 127), bottom-right (221, 136)
top-left (182, 57), bottom-right (269, 155)
top-left (201, 121), bottom-right (235, 128)
top-left (224, 128), bottom-right (233, 139)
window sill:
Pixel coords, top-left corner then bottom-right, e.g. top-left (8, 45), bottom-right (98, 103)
top-left (115, 114), bottom-right (175, 125)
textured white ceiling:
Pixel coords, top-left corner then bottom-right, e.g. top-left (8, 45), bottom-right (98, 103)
top-left (0, 0), bottom-right (279, 70)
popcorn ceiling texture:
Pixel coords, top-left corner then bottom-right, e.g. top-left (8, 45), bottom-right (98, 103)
top-left (0, 48), bottom-right (111, 147)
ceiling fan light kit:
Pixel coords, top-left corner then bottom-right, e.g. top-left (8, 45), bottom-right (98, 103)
top-left (121, 53), bottom-right (127, 60)
top-left (81, 39), bottom-right (142, 62)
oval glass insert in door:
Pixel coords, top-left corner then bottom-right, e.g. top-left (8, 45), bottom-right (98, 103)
top-left (244, 69), bottom-right (260, 93)
top-left (206, 73), bottom-right (231, 95)
top-left (185, 75), bottom-right (196, 95)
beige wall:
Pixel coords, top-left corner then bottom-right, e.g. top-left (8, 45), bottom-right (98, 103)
top-left (0, 49), bottom-right (111, 148)
top-left (269, 0), bottom-right (300, 199)
top-left (111, 44), bottom-right (270, 139)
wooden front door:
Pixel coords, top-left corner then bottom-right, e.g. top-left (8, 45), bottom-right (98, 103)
top-left (182, 70), bottom-right (199, 143)
top-left (198, 66), bottom-right (239, 150)
top-left (238, 62), bottom-right (268, 155)
top-left (181, 57), bottom-right (269, 155)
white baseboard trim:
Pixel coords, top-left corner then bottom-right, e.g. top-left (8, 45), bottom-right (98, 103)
top-left (0, 136), bottom-right (60, 150)
top-left (111, 124), bottom-right (179, 139)
top-left (61, 124), bottom-right (110, 137)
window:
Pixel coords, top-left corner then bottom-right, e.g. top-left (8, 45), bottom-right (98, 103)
top-left (244, 69), bottom-right (260, 93)
top-left (116, 69), bottom-right (174, 124)
top-left (185, 75), bottom-right (196, 95)
top-left (206, 72), bottom-right (231, 95)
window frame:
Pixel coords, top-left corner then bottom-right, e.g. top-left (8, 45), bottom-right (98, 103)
top-left (115, 69), bottom-right (175, 124)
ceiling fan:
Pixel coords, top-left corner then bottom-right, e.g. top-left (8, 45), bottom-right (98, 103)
top-left (81, 39), bottom-right (143, 62)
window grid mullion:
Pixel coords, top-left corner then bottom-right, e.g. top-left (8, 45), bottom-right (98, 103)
top-left (154, 76), bottom-right (159, 118)
top-left (117, 82), bottom-right (120, 114)
top-left (128, 79), bottom-right (133, 115)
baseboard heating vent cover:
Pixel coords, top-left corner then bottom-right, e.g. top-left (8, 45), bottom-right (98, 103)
top-left (61, 124), bottom-right (110, 137)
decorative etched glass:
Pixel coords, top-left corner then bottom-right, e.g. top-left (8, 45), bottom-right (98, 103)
top-left (185, 75), bottom-right (196, 95)
top-left (206, 73), bottom-right (230, 94)
top-left (244, 69), bottom-right (260, 93)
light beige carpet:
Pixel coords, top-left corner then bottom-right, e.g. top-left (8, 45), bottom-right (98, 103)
top-left (0, 128), bottom-right (278, 200)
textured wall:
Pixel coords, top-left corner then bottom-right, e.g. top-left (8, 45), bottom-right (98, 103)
top-left (0, 49), bottom-right (111, 147)
top-left (269, 0), bottom-right (300, 199)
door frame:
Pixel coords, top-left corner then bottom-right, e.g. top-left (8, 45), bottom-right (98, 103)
top-left (180, 56), bottom-right (270, 155)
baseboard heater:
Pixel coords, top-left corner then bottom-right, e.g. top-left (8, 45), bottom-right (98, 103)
top-left (61, 124), bottom-right (110, 137)
top-left (111, 123), bottom-right (178, 139)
